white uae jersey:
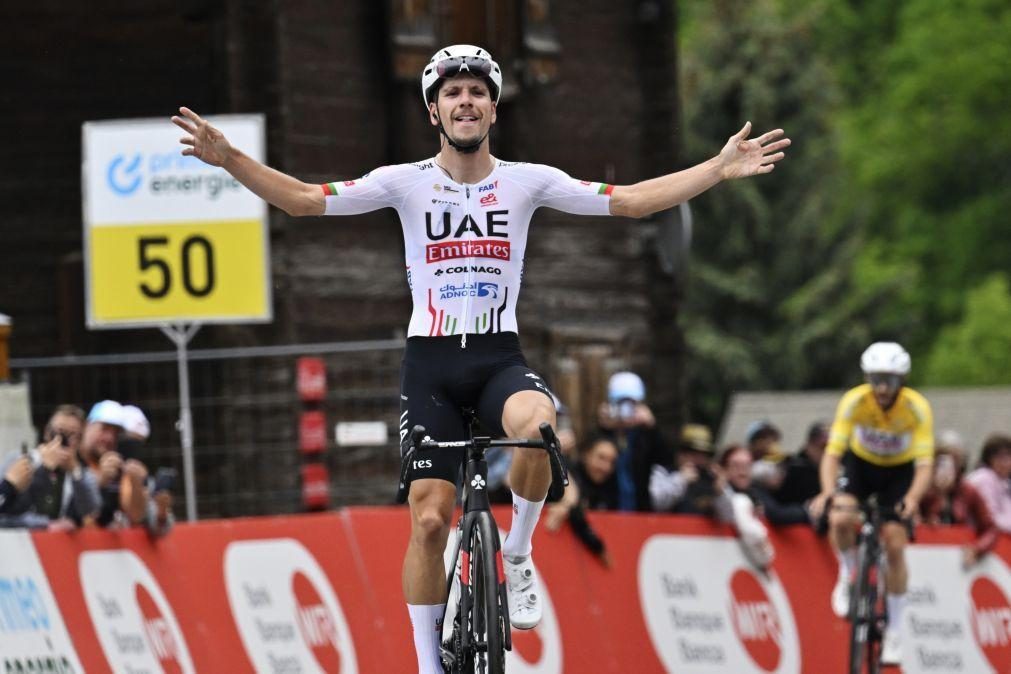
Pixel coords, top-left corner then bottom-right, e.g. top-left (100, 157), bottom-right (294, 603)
top-left (321, 158), bottom-right (613, 342)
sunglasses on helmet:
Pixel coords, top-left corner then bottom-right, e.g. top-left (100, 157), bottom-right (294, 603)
top-left (436, 56), bottom-right (494, 79)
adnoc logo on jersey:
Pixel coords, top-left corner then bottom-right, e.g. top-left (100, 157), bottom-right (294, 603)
top-left (427, 240), bottom-right (511, 263)
top-left (439, 282), bottom-right (499, 300)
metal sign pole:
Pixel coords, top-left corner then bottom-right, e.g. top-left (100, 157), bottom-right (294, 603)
top-left (160, 322), bottom-right (201, 522)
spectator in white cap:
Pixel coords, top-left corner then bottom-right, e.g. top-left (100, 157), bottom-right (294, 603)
top-left (596, 371), bottom-right (672, 511)
top-left (81, 400), bottom-right (150, 528)
top-left (119, 403), bottom-right (174, 537)
top-left (121, 405), bottom-right (150, 441)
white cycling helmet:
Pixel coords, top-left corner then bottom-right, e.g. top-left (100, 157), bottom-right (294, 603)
top-left (421, 44), bottom-right (502, 108)
top-left (860, 342), bottom-right (911, 376)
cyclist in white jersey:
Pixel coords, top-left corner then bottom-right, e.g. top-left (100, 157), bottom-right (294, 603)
top-left (174, 43), bottom-right (789, 674)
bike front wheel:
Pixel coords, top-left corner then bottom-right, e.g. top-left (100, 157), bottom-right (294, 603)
top-left (471, 514), bottom-right (506, 674)
top-left (849, 542), bottom-right (881, 674)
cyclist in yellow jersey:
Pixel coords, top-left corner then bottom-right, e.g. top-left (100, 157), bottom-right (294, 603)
top-left (809, 342), bottom-right (934, 667)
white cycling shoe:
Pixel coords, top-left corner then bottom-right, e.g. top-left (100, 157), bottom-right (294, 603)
top-left (881, 627), bottom-right (902, 665)
top-left (504, 554), bottom-right (542, 630)
top-left (831, 574), bottom-right (851, 618)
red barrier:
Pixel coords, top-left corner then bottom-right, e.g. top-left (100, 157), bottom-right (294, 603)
top-left (0, 509), bottom-right (1007, 673)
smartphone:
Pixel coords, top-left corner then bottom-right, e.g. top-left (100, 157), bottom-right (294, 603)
top-left (153, 467), bottom-right (178, 493)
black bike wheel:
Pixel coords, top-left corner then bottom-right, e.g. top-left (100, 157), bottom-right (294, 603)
top-left (849, 543), bottom-right (874, 674)
top-left (472, 516), bottom-right (506, 674)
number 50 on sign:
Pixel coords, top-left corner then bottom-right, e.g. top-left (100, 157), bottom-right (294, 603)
top-left (88, 220), bottom-right (269, 325)
top-left (83, 115), bottom-right (271, 328)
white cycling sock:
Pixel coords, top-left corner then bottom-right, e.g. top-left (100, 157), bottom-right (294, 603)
top-left (887, 593), bottom-right (905, 632)
top-left (408, 603), bottom-right (446, 674)
top-left (502, 491), bottom-right (544, 558)
top-left (837, 548), bottom-right (858, 579)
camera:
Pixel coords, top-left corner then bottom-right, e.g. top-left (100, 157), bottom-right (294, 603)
top-left (154, 467), bottom-right (178, 493)
top-left (610, 400), bottom-right (637, 422)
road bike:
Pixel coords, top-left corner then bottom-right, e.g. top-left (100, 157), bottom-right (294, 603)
top-left (397, 416), bottom-right (568, 674)
top-left (848, 494), bottom-right (888, 674)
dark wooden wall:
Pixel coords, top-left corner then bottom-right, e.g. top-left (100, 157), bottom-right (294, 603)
top-left (1, 0), bottom-right (686, 440)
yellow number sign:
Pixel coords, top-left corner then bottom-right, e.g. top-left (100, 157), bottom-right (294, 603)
top-left (88, 220), bottom-right (269, 324)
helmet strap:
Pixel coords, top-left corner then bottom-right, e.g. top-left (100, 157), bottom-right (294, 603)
top-left (436, 117), bottom-right (487, 154)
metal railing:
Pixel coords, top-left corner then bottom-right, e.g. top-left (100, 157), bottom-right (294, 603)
top-left (11, 339), bottom-right (405, 519)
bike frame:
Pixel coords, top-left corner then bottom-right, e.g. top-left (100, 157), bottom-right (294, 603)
top-left (398, 418), bottom-right (567, 673)
top-left (849, 495), bottom-right (893, 674)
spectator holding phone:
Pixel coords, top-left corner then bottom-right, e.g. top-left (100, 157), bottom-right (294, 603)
top-left (0, 405), bottom-right (101, 529)
top-left (597, 371), bottom-right (672, 511)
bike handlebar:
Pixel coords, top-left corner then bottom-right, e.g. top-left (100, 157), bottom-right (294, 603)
top-left (396, 423), bottom-right (569, 504)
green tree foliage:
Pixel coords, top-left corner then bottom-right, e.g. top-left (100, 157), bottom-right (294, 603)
top-left (924, 274), bottom-right (1011, 385)
top-left (837, 0), bottom-right (1011, 355)
top-left (678, 0), bottom-right (1011, 424)
top-left (679, 0), bottom-right (867, 423)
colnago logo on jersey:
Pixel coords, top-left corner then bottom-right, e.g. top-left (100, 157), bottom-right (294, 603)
top-left (439, 282), bottom-right (499, 300)
top-left (434, 265), bottom-right (502, 277)
top-left (855, 426), bottom-right (911, 456)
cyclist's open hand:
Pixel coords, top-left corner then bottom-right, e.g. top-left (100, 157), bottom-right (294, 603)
top-left (172, 107), bottom-right (232, 167)
top-left (718, 122), bottom-right (790, 179)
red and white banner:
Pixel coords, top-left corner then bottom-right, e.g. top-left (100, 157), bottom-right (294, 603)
top-left (1, 509), bottom-right (1009, 672)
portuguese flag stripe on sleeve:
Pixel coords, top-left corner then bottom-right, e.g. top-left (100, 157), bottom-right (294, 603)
top-left (597, 183), bottom-right (614, 196)
top-left (322, 182), bottom-right (339, 196)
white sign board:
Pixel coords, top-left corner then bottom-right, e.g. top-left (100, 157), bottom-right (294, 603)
top-left (82, 115), bottom-right (271, 328)
top-left (0, 531), bottom-right (84, 672)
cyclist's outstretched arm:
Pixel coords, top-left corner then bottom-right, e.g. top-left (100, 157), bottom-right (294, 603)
top-left (172, 107), bottom-right (324, 217)
top-left (610, 122), bottom-right (790, 218)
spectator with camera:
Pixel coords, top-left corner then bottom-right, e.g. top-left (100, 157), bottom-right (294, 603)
top-left (597, 371), bottom-right (672, 512)
top-left (81, 400), bottom-right (152, 528)
top-left (0, 405), bottom-right (101, 529)
top-left (120, 404), bottom-right (175, 537)
top-left (650, 423), bottom-right (719, 514)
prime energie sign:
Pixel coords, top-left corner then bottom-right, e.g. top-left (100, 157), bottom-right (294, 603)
top-left (82, 115), bottom-right (271, 328)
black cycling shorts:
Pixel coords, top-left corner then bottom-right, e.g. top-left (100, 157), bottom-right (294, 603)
top-left (399, 332), bottom-right (553, 486)
top-left (837, 452), bottom-right (914, 523)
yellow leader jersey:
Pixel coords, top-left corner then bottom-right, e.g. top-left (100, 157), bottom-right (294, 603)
top-left (826, 384), bottom-right (935, 467)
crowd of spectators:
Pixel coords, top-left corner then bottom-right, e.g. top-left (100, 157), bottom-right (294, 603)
top-left (518, 370), bottom-right (1011, 571)
top-left (0, 400), bottom-right (174, 536)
